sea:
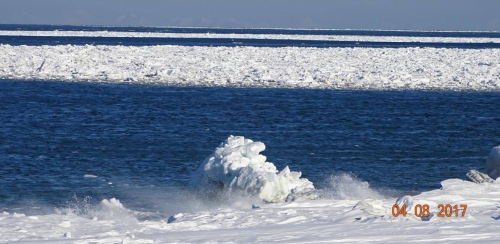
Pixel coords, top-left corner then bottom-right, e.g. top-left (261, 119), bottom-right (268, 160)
top-left (1, 25), bottom-right (500, 216)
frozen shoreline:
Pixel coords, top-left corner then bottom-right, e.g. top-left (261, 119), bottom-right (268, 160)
top-left (1, 44), bottom-right (499, 91)
top-left (2, 179), bottom-right (500, 243)
top-left (2, 136), bottom-right (500, 243)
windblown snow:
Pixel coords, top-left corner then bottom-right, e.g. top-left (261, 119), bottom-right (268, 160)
top-left (3, 148), bottom-right (500, 243)
top-left (1, 44), bottom-right (500, 90)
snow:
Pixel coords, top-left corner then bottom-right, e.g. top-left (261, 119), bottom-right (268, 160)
top-left (1, 30), bottom-right (499, 43)
top-left (1, 44), bottom-right (500, 91)
top-left (3, 179), bottom-right (500, 243)
top-left (189, 136), bottom-right (315, 203)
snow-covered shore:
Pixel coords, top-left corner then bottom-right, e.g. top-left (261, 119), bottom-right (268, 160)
top-left (2, 178), bottom-right (500, 243)
top-left (3, 137), bottom-right (500, 243)
top-left (1, 44), bottom-right (499, 91)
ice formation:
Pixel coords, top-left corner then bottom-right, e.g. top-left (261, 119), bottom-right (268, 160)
top-left (466, 169), bottom-right (494, 183)
top-left (466, 145), bottom-right (500, 183)
top-left (189, 136), bottom-right (314, 203)
top-left (485, 145), bottom-right (500, 179)
top-left (1, 44), bottom-right (500, 91)
top-left (395, 195), bottom-right (414, 212)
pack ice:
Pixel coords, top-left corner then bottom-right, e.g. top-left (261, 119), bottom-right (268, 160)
top-left (189, 136), bottom-right (315, 202)
top-left (1, 44), bottom-right (500, 91)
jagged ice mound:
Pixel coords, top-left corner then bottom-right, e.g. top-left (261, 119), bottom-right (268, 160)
top-left (466, 145), bottom-right (500, 183)
top-left (189, 136), bottom-right (315, 203)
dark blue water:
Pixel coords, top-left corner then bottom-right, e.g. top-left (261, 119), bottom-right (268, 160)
top-left (1, 80), bottom-right (499, 212)
top-left (3, 35), bottom-right (500, 49)
top-left (1, 24), bottom-right (500, 49)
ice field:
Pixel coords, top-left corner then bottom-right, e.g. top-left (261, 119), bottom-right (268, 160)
top-left (1, 44), bottom-right (499, 91)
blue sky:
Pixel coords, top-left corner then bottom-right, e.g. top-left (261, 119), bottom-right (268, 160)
top-left (0, 0), bottom-right (499, 31)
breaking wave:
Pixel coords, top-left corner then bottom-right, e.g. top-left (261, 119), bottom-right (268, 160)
top-left (188, 135), bottom-right (386, 204)
top-left (320, 173), bottom-right (384, 200)
top-left (51, 136), bottom-right (389, 221)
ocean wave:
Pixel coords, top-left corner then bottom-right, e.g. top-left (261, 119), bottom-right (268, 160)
top-left (320, 173), bottom-right (384, 200)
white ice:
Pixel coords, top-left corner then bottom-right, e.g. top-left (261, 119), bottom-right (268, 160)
top-left (1, 30), bottom-right (499, 43)
top-left (486, 146), bottom-right (500, 179)
top-left (1, 44), bottom-right (500, 91)
top-left (189, 135), bottom-right (315, 203)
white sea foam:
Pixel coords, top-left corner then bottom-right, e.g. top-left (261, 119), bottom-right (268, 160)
top-left (54, 196), bottom-right (136, 222)
top-left (97, 198), bottom-right (136, 221)
top-left (321, 173), bottom-right (384, 200)
top-left (1, 44), bottom-right (500, 91)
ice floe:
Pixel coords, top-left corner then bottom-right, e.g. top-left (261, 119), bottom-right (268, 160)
top-left (1, 44), bottom-right (500, 91)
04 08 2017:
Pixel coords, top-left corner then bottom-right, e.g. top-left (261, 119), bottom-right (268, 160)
top-left (392, 204), bottom-right (468, 218)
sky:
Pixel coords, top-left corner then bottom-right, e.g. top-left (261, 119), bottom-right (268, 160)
top-left (0, 0), bottom-right (499, 31)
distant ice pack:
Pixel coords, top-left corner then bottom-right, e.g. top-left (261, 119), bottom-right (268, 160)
top-left (1, 44), bottom-right (500, 91)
